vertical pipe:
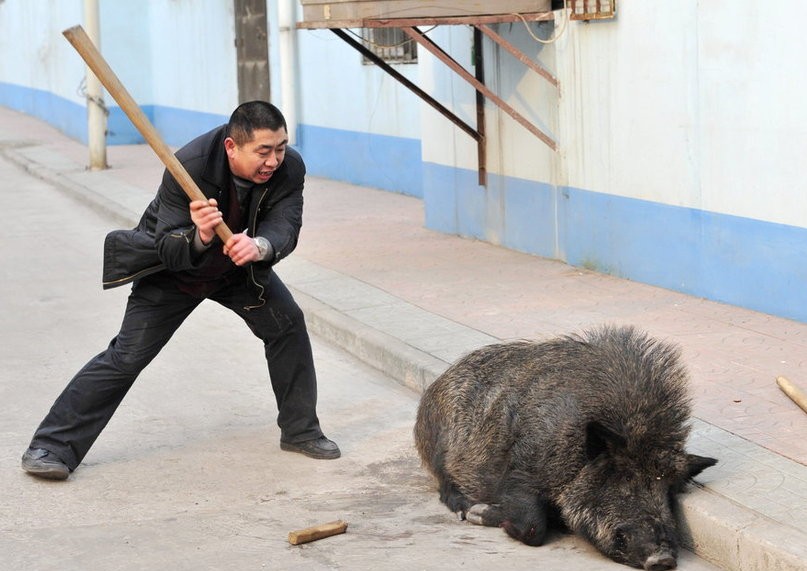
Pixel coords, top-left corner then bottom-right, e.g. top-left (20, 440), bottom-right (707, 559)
top-left (278, 0), bottom-right (298, 145)
top-left (84, 0), bottom-right (107, 170)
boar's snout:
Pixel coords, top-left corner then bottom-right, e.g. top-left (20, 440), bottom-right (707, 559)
top-left (644, 550), bottom-right (676, 571)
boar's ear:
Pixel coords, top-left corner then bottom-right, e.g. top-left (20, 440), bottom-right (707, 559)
top-left (685, 454), bottom-right (718, 480)
top-left (585, 421), bottom-right (626, 461)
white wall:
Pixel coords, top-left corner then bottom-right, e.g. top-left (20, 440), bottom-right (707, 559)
top-left (418, 26), bottom-right (479, 172)
top-left (482, 20), bottom-right (560, 182)
top-left (555, 0), bottom-right (807, 228)
top-left (0, 0), bottom-right (83, 102)
top-left (146, 0), bottom-right (237, 114)
top-left (696, 2), bottom-right (807, 227)
top-left (295, 26), bottom-right (421, 138)
top-left (0, 0), bottom-right (238, 138)
top-left (415, 1), bottom-right (807, 231)
top-left (2, 0), bottom-right (804, 319)
top-left (410, 1), bottom-right (807, 321)
top-left (98, 2), bottom-right (152, 105)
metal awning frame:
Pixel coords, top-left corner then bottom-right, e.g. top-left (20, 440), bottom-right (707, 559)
top-left (299, 12), bottom-right (560, 186)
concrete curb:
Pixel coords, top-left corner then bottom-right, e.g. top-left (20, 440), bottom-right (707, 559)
top-left (677, 486), bottom-right (807, 571)
top-left (4, 142), bottom-right (807, 571)
top-left (292, 289), bottom-right (448, 394)
top-left (4, 145), bottom-right (143, 229)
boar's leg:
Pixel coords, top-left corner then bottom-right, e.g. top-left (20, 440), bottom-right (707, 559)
top-left (430, 448), bottom-right (474, 515)
top-left (437, 474), bottom-right (472, 515)
top-left (499, 490), bottom-right (549, 546)
top-left (466, 503), bottom-right (505, 525)
top-left (461, 488), bottom-right (526, 528)
top-left (467, 489), bottom-right (549, 546)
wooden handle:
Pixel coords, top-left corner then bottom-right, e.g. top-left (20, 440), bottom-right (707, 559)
top-left (288, 520), bottom-right (348, 545)
top-left (62, 25), bottom-right (233, 243)
top-left (776, 376), bottom-right (807, 414)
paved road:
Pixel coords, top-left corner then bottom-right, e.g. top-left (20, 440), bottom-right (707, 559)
top-left (0, 133), bottom-right (724, 569)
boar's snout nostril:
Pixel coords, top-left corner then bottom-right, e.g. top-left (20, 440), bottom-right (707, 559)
top-left (644, 552), bottom-right (676, 571)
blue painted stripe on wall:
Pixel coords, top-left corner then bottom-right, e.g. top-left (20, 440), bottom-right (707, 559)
top-left (107, 106), bottom-right (226, 146)
top-left (424, 162), bottom-right (807, 323)
top-left (561, 186), bottom-right (699, 281)
top-left (497, 174), bottom-right (557, 259)
top-left (296, 124), bottom-right (423, 198)
top-left (0, 83), bottom-right (87, 142)
top-left (423, 159), bottom-right (461, 232)
top-left (106, 107), bottom-right (145, 145)
top-left (424, 162), bottom-right (558, 259)
top-left (1, 83), bottom-right (227, 147)
top-left (148, 106), bottom-right (228, 148)
top-left (561, 186), bottom-right (807, 322)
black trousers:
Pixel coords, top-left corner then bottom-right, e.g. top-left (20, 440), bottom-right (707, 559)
top-left (29, 271), bottom-right (322, 471)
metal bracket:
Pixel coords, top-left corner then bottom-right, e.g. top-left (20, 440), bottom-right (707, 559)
top-left (319, 13), bottom-right (560, 185)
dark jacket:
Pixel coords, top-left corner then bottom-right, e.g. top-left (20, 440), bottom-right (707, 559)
top-left (102, 125), bottom-right (305, 307)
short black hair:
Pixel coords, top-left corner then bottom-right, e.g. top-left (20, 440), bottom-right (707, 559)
top-left (227, 101), bottom-right (287, 146)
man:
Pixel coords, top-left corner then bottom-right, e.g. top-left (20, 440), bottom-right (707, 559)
top-left (22, 101), bottom-right (340, 481)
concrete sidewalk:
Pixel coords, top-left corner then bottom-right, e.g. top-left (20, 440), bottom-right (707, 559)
top-left (1, 106), bottom-right (806, 570)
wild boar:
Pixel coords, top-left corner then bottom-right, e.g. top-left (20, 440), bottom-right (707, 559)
top-left (414, 325), bottom-right (716, 570)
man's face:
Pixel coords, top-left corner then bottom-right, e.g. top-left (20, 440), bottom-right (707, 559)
top-left (225, 127), bottom-right (288, 184)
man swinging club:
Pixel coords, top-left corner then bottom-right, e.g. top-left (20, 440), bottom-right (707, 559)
top-left (22, 101), bottom-right (340, 480)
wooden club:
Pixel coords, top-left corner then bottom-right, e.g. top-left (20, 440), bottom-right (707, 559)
top-left (62, 25), bottom-right (233, 243)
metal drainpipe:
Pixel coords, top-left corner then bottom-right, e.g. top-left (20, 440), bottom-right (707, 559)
top-left (278, 0), bottom-right (298, 145)
top-left (84, 0), bottom-right (108, 170)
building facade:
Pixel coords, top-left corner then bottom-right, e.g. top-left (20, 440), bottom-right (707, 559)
top-left (1, 0), bottom-right (804, 322)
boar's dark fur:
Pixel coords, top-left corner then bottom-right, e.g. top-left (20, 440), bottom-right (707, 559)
top-left (414, 325), bottom-right (717, 570)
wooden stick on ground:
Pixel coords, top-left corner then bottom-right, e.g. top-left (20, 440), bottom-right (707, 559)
top-left (776, 376), bottom-right (807, 414)
top-left (288, 520), bottom-right (348, 545)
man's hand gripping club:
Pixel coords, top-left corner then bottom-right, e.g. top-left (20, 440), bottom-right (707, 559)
top-left (190, 199), bottom-right (262, 266)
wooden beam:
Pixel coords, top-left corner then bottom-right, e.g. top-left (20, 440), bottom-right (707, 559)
top-left (297, 12), bottom-right (553, 29)
top-left (298, 0), bottom-right (553, 24)
top-left (475, 24), bottom-right (559, 88)
top-left (401, 27), bottom-right (557, 152)
top-left (473, 27), bottom-right (487, 186)
top-left (329, 28), bottom-right (481, 142)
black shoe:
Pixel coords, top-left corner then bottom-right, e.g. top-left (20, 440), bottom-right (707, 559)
top-left (21, 448), bottom-right (70, 480)
top-left (280, 436), bottom-right (341, 460)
